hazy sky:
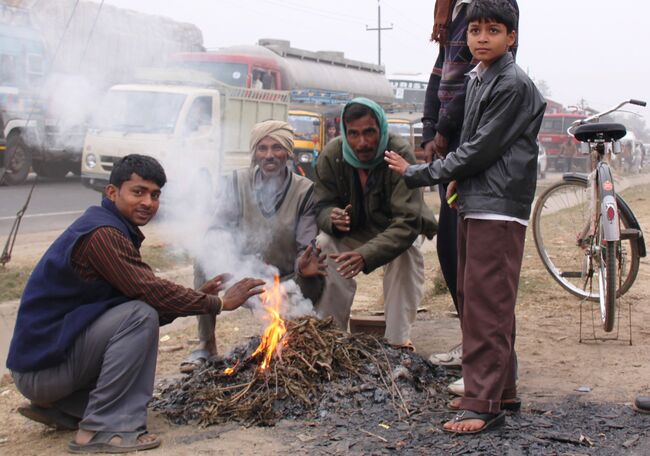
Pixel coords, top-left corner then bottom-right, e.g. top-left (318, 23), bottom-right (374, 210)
top-left (102, 0), bottom-right (648, 116)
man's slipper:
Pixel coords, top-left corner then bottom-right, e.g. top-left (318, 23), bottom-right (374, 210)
top-left (443, 410), bottom-right (506, 434)
top-left (632, 396), bottom-right (650, 414)
top-left (447, 397), bottom-right (521, 413)
top-left (68, 430), bottom-right (161, 454)
top-left (179, 348), bottom-right (213, 374)
top-left (18, 403), bottom-right (80, 430)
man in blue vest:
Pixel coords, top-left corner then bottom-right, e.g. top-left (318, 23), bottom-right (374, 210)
top-left (6, 154), bottom-right (264, 453)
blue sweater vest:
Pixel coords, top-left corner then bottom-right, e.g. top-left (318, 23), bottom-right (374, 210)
top-left (6, 199), bottom-right (143, 373)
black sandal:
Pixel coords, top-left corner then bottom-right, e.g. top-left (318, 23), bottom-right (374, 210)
top-left (443, 410), bottom-right (506, 434)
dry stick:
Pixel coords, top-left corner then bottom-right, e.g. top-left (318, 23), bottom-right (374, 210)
top-left (379, 344), bottom-right (411, 417)
top-left (360, 428), bottom-right (389, 443)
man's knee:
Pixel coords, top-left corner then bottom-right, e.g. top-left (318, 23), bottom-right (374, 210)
top-left (122, 300), bottom-right (159, 336)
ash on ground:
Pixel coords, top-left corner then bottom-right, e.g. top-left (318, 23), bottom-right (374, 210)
top-left (151, 317), bottom-right (650, 454)
top-left (151, 317), bottom-right (455, 427)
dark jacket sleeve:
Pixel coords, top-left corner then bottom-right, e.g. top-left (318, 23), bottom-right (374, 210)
top-left (314, 140), bottom-right (346, 236)
top-left (421, 50), bottom-right (444, 145)
top-left (405, 80), bottom-right (529, 187)
top-left (355, 139), bottom-right (422, 272)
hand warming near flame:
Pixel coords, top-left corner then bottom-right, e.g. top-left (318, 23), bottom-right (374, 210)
top-left (331, 251), bottom-right (365, 279)
top-left (220, 278), bottom-right (266, 311)
top-left (384, 150), bottom-right (410, 176)
top-left (297, 243), bottom-right (327, 278)
top-left (198, 273), bottom-right (231, 295)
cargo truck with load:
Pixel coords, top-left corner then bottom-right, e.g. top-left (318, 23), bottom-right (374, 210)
top-left (81, 70), bottom-right (290, 193)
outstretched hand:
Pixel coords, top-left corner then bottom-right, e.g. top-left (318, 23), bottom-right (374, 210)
top-left (384, 150), bottom-right (409, 175)
top-left (220, 277), bottom-right (265, 311)
top-left (330, 251), bottom-right (365, 279)
top-left (298, 243), bottom-right (328, 278)
top-left (198, 273), bottom-right (232, 295)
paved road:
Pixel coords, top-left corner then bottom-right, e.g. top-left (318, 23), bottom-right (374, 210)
top-left (0, 173), bottom-right (100, 236)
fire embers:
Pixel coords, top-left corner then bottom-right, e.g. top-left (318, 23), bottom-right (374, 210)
top-left (152, 316), bottom-right (452, 427)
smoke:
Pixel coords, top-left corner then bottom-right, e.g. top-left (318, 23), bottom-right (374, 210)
top-left (158, 155), bottom-right (316, 320)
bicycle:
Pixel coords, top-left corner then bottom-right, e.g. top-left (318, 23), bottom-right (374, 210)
top-left (532, 99), bottom-right (647, 332)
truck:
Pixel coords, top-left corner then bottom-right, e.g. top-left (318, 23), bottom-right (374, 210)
top-left (0, 0), bottom-right (204, 185)
top-left (172, 39), bottom-right (398, 180)
top-left (81, 69), bottom-right (290, 193)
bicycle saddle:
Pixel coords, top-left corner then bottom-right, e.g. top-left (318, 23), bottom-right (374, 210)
top-left (573, 123), bottom-right (627, 142)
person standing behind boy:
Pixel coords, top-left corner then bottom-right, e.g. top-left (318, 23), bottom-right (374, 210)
top-left (423, 0), bottom-right (518, 371)
top-left (385, 0), bottom-right (545, 434)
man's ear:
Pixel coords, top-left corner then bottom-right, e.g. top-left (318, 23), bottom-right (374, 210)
top-left (104, 184), bottom-right (118, 202)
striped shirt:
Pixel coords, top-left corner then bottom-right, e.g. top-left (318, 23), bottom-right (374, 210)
top-left (71, 226), bottom-right (221, 324)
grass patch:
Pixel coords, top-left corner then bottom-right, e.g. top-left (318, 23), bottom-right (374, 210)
top-left (0, 265), bottom-right (32, 302)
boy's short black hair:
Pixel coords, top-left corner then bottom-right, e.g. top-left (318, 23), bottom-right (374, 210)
top-left (109, 154), bottom-right (167, 188)
top-left (343, 103), bottom-right (378, 127)
top-left (467, 0), bottom-right (518, 33)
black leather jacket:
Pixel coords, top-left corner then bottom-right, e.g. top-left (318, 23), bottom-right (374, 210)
top-left (405, 53), bottom-right (546, 220)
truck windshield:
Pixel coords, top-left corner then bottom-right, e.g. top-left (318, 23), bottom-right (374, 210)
top-left (540, 117), bottom-right (564, 134)
top-left (94, 90), bottom-right (187, 134)
top-left (289, 114), bottom-right (320, 141)
top-left (176, 61), bottom-right (248, 87)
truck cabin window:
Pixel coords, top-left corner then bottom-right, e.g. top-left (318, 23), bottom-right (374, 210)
top-left (185, 96), bottom-right (212, 134)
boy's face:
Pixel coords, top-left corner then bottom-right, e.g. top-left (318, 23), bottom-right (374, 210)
top-left (467, 19), bottom-right (516, 66)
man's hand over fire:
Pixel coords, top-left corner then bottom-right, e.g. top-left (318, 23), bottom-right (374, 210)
top-left (298, 243), bottom-right (327, 277)
top-left (330, 204), bottom-right (352, 232)
top-left (198, 273), bottom-right (232, 295)
top-left (330, 251), bottom-right (365, 279)
top-left (221, 278), bottom-right (265, 311)
top-left (384, 151), bottom-right (409, 176)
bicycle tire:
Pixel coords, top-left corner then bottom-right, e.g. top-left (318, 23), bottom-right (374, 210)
top-left (532, 180), bottom-right (640, 301)
top-left (601, 240), bottom-right (617, 332)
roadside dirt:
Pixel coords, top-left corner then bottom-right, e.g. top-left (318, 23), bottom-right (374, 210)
top-left (1, 173), bottom-right (650, 455)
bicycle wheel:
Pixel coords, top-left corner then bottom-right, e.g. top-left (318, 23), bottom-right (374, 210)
top-left (599, 239), bottom-right (617, 332)
top-left (532, 180), bottom-right (639, 302)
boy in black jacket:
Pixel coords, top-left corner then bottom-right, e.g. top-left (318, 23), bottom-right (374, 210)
top-left (385, 0), bottom-right (545, 434)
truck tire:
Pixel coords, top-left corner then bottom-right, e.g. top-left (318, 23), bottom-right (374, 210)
top-left (1, 132), bottom-right (32, 185)
top-left (32, 160), bottom-right (70, 179)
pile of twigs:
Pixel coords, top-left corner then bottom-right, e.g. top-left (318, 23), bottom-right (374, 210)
top-left (152, 316), bottom-right (446, 426)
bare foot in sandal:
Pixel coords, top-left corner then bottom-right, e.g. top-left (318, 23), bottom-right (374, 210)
top-left (70, 429), bottom-right (160, 453)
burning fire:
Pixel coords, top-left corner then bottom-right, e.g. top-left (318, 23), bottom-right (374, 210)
top-left (224, 275), bottom-right (288, 375)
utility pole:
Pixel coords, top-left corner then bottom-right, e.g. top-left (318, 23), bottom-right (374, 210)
top-left (365, 0), bottom-right (392, 66)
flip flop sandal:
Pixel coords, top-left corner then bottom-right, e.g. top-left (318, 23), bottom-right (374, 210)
top-left (447, 397), bottom-right (521, 413)
top-left (68, 430), bottom-right (161, 454)
top-left (18, 403), bottom-right (80, 430)
top-left (179, 348), bottom-right (213, 374)
top-left (443, 410), bottom-right (506, 435)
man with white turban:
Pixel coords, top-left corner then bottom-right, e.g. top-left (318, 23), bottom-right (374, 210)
top-left (180, 120), bottom-right (326, 372)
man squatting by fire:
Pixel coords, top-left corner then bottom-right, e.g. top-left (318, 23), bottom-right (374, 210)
top-left (6, 154), bottom-right (265, 453)
top-left (386, 0), bottom-right (545, 433)
top-left (182, 120), bottom-right (327, 373)
top-left (314, 97), bottom-right (437, 348)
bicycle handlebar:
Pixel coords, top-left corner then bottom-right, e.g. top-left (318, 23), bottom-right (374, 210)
top-left (567, 98), bottom-right (647, 136)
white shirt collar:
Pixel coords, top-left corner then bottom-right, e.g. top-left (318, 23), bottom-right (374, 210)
top-left (452, 0), bottom-right (473, 21)
top-left (468, 62), bottom-right (487, 81)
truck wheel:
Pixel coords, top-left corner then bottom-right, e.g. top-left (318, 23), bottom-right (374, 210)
top-left (1, 132), bottom-right (32, 185)
top-left (32, 160), bottom-right (70, 179)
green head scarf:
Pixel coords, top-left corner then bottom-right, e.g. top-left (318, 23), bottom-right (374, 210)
top-left (340, 97), bottom-right (389, 170)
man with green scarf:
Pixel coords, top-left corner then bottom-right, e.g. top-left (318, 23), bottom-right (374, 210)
top-left (314, 98), bottom-right (437, 347)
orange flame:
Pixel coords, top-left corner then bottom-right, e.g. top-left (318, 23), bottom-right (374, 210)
top-left (223, 359), bottom-right (240, 376)
top-left (250, 275), bottom-right (287, 370)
